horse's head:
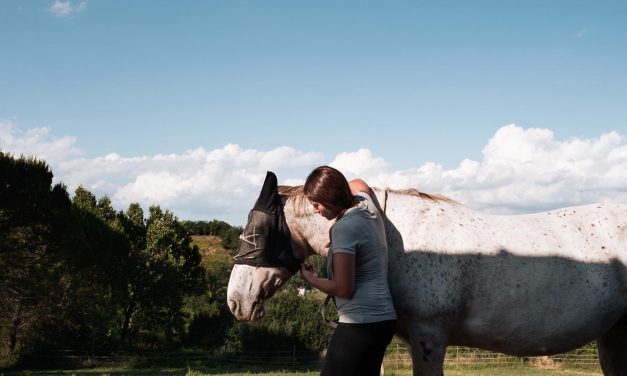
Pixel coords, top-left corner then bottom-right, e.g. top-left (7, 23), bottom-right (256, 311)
top-left (227, 171), bottom-right (303, 321)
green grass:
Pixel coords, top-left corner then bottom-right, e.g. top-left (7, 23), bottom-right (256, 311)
top-left (0, 369), bottom-right (319, 376)
top-left (386, 364), bottom-right (602, 376)
top-left (0, 364), bottom-right (602, 376)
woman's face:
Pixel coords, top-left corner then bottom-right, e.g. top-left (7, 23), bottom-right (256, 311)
top-left (309, 200), bottom-right (336, 220)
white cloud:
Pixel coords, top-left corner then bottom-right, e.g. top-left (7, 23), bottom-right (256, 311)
top-left (54, 144), bottom-right (323, 222)
top-left (0, 121), bottom-right (81, 164)
top-left (330, 149), bottom-right (387, 178)
top-left (339, 124), bottom-right (627, 214)
top-left (49, 0), bottom-right (86, 17)
top-left (2, 122), bottom-right (627, 224)
top-left (296, 124), bottom-right (627, 214)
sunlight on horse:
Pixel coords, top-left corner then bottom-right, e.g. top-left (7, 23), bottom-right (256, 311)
top-left (227, 171), bottom-right (627, 376)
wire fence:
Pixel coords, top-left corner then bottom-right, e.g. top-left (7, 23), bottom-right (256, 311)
top-left (20, 345), bottom-right (600, 370)
top-left (384, 345), bottom-right (600, 369)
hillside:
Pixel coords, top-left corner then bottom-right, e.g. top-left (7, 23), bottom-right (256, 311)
top-left (191, 235), bottom-right (233, 269)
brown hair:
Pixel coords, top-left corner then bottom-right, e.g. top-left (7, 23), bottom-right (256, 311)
top-left (303, 165), bottom-right (354, 219)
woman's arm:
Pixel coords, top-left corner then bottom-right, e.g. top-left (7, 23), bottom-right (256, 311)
top-left (300, 253), bottom-right (355, 299)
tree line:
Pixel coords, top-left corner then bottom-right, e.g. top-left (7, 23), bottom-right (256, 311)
top-left (0, 152), bottom-right (331, 369)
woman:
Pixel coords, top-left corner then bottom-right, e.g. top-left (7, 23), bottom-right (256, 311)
top-left (300, 165), bottom-right (397, 376)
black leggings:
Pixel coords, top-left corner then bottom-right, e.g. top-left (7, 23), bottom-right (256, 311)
top-left (321, 320), bottom-right (396, 376)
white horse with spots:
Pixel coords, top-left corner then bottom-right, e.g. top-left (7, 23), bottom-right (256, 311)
top-left (227, 172), bottom-right (627, 376)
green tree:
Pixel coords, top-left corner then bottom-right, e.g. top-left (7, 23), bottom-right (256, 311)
top-left (115, 205), bottom-right (207, 348)
top-left (72, 186), bottom-right (97, 211)
top-left (69, 187), bottom-right (131, 351)
top-left (1, 154), bottom-right (66, 355)
top-left (182, 219), bottom-right (234, 238)
top-left (183, 247), bottom-right (234, 349)
top-left (221, 226), bottom-right (242, 253)
top-left (0, 153), bottom-right (120, 362)
top-left (69, 187), bottom-right (209, 350)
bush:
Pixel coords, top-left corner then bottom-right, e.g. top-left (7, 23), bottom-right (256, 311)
top-left (221, 287), bottom-right (333, 353)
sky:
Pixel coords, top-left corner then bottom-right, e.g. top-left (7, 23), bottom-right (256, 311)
top-left (1, 0), bottom-right (627, 225)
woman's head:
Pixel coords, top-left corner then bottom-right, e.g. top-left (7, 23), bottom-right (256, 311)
top-left (304, 166), bottom-right (353, 220)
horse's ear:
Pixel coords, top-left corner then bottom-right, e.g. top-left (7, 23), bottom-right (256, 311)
top-left (253, 171), bottom-right (280, 213)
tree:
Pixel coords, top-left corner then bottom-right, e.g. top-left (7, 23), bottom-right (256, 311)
top-left (221, 226), bottom-right (242, 253)
top-left (183, 246), bottom-right (234, 349)
top-left (0, 153), bottom-right (81, 359)
top-left (71, 186), bottom-right (97, 212)
top-left (114, 204), bottom-right (207, 348)
top-left (68, 187), bottom-right (131, 351)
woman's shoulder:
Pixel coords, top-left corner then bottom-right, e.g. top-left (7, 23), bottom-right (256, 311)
top-left (348, 178), bottom-right (370, 195)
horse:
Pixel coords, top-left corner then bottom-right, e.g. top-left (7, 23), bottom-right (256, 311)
top-left (227, 171), bottom-right (627, 376)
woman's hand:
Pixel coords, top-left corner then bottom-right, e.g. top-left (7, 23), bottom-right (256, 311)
top-left (299, 254), bottom-right (354, 299)
top-left (300, 263), bottom-right (318, 284)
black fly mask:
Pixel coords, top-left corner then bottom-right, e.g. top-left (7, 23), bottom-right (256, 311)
top-left (233, 171), bottom-right (300, 274)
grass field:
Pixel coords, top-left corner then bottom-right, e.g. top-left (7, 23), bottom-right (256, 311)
top-left (1, 343), bottom-right (603, 376)
top-left (0, 364), bottom-right (603, 376)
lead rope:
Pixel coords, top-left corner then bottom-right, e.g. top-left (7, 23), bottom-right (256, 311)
top-left (321, 188), bottom-right (390, 330)
top-left (381, 188), bottom-right (389, 217)
top-left (321, 295), bottom-right (337, 329)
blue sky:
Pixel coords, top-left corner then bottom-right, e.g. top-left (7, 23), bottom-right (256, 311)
top-left (2, 1), bottom-right (627, 224)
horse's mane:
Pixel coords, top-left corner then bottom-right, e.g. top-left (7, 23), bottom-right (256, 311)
top-left (278, 185), bottom-right (457, 217)
top-left (278, 186), bottom-right (308, 216)
top-left (278, 185), bottom-right (305, 197)
top-left (387, 188), bottom-right (458, 205)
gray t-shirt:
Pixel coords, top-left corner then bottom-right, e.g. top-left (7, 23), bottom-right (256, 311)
top-left (327, 192), bottom-right (397, 324)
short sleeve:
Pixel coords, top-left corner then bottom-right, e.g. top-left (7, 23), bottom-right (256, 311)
top-left (330, 220), bottom-right (359, 255)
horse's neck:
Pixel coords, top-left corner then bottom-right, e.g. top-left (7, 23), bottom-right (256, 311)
top-left (284, 199), bottom-right (332, 258)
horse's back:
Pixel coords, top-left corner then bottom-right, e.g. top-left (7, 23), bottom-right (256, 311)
top-left (387, 197), bottom-right (627, 261)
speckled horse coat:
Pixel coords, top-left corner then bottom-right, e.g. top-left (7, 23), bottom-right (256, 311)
top-left (228, 185), bottom-right (627, 376)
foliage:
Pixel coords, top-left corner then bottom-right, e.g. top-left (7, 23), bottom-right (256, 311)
top-left (223, 287), bottom-right (333, 353)
top-left (220, 226), bottom-right (243, 253)
top-left (0, 153), bottom-right (96, 359)
top-left (113, 205), bottom-right (207, 349)
top-left (182, 219), bottom-right (233, 237)
top-left (183, 240), bottom-right (234, 349)
top-left (1, 153), bottom-right (209, 366)
top-left (287, 254), bottom-right (327, 290)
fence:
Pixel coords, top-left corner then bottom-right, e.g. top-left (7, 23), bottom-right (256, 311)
top-left (384, 345), bottom-right (599, 369)
top-left (14, 346), bottom-right (600, 370)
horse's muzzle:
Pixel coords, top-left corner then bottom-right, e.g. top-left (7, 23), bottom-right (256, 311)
top-left (227, 297), bottom-right (265, 321)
